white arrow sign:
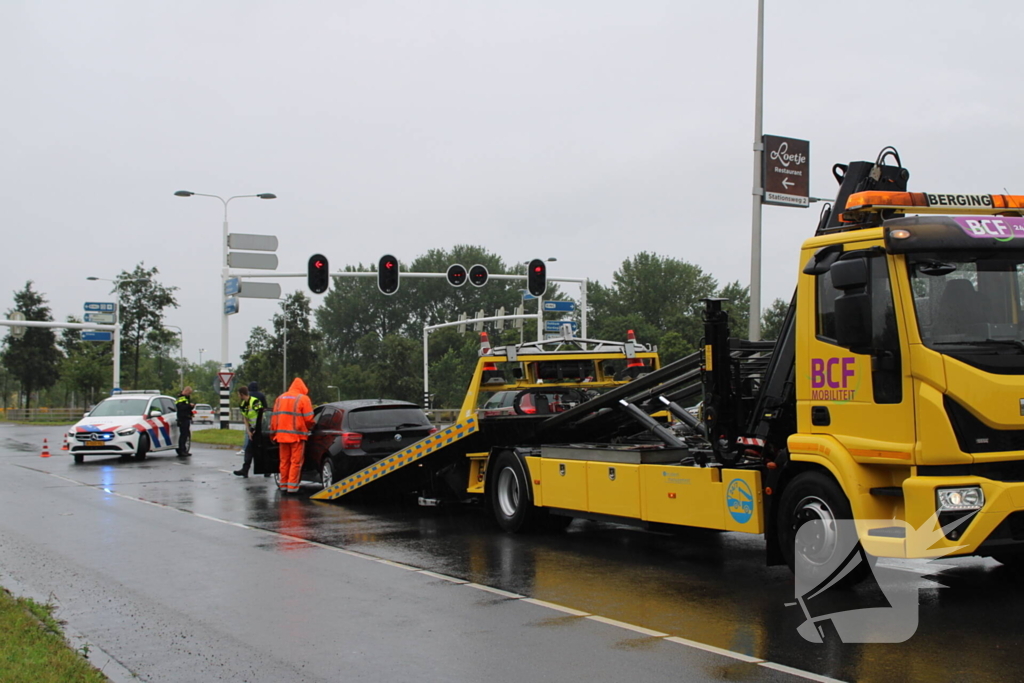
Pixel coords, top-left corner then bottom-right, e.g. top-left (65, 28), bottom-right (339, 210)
top-left (781, 177), bottom-right (794, 189)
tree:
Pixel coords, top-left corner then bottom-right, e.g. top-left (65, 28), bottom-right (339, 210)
top-left (2, 282), bottom-right (61, 409)
top-left (59, 316), bottom-right (111, 406)
top-left (718, 280), bottom-right (750, 339)
top-left (760, 297), bottom-right (791, 341)
top-left (113, 264), bottom-right (178, 388)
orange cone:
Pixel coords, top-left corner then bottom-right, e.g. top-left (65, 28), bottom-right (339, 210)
top-left (623, 330), bottom-right (647, 379)
top-left (40, 438), bottom-right (51, 458)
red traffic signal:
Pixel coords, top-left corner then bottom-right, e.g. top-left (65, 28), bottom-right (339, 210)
top-left (447, 264), bottom-right (467, 287)
top-left (527, 258), bottom-right (547, 297)
top-left (378, 254), bottom-right (400, 295)
top-left (307, 254), bottom-right (329, 294)
top-left (468, 264), bottom-right (489, 287)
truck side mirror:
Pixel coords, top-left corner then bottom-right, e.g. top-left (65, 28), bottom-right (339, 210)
top-left (831, 257), bottom-right (873, 352)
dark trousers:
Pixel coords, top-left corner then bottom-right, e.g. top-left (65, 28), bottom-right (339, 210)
top-left (239, 439), bottom-right (257, 474)
top-left (177, 420), bottom-right (191, 455)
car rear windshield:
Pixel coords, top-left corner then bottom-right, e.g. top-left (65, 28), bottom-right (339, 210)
top-left (89, 399), bottom-right (149, 417)
top-left (196, 404), bottom-right (212, 410)
top-left (348, 407), bottom-right (430, 430)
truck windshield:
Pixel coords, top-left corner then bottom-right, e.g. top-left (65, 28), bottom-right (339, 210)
top-left (907, 252), bottom-right (1024, 348)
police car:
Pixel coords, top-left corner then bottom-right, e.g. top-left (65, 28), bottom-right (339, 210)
top-left (63, 391), bottom-right (183, 463)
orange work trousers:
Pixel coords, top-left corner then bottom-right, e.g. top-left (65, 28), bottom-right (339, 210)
top-left (278, 441), bottom-right (305, 493)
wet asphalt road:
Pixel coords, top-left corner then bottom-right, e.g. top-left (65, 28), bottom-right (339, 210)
top-left (3, 423), bottom-right (1024, 682)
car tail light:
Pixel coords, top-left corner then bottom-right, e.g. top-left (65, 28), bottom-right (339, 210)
top-left (521, 406), bottom-right (537, 414)
top-left (429, 427), bottom-right (439, 434)
top-left (341, 432), bottom-right (363, 449)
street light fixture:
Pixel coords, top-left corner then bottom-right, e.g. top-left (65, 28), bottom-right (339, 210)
top-left (199, 348), bottom-right (205, 365)
top-left (327, 385), bottom-right (341, 402)
top-left (174, 189), bottom-right (276, 428)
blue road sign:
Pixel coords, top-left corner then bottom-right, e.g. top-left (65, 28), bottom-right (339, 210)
top-left (80, 330), bottom-right (113, 342)
top-left (521, 293), bottom-right (537, 300)
top-left (544, 320), bottom-right (578, 333)
top-left (224, 277), bottom-right (240, 296)
top-left (84, 302), bottom-right (116, 313)
top-left (543, 300), bottom-right (576, 312)
top-left (224, 296), bottom-right (239, 316)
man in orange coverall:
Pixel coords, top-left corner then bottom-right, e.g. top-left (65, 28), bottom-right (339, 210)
top-left (270, 377), bottom-right (315, 493)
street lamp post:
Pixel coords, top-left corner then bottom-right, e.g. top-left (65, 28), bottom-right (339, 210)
top-left (86, 275), bottom-right (150, 393)
top-left (199, 348), bottom-right (205, 365)
top-left (164, 324), bottom-right (185, 390)
top-left (174, 190), bottom-right (276, 428)
top-left (327, 385), bottom-right (341, 402)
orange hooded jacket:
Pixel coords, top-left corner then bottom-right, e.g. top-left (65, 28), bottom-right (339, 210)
top-left (270, 378), bottom-right (315, 443)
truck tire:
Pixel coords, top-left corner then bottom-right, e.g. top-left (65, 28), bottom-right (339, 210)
top-left (135, 434), bottom-right (150, 460)
top-left (490, 450), bottom-right (545, 533)
top-left (777, 470), bottom-right (871, 587)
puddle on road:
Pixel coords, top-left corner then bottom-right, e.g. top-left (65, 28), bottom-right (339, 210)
top-left (2, 438), bottom-right (36, 453)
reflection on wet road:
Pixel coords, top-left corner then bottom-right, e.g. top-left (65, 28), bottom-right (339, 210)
top-left (5, 422), bottom-right (1024, 683)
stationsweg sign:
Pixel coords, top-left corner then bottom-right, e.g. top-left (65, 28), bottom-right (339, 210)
top-left (762, 135), bottom-right (809, 208)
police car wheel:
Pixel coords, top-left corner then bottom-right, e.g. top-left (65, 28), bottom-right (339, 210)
top-left (135, 434), bottom-right (150, 460)
top-left (73, 454), bottom-right (84, 464)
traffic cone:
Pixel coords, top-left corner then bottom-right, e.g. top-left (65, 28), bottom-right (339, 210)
top-left (479, 332), bottom-right (505, 385)
top-left (40, 438), bottom-right (51, 458)
top-left (622, 330), bottom-right (647, 379)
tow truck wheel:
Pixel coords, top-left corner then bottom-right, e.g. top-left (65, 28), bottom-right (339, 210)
top-left (491, 450), bottom-right (544, 533)
top-left (778, 471), bottom-right (871, 588)
top-left (135, 434), bottom-right (150, 460)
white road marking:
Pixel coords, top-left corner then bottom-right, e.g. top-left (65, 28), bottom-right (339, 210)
top-left (17, 463), bottom-right (847, 681)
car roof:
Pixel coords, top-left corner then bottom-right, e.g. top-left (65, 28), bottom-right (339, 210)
top-left (101, 394), bottom-right (171, 401)
top-left (321, 399), bottom-right (422, 410)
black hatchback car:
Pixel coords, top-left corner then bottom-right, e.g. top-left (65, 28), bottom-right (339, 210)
top-left (255, 399), bottom-right (436, 488)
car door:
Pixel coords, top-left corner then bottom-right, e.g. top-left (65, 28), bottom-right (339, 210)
top-left (302, 406), bottom-right (334, 475)
top-left (253, 411), bottom-right (279, 476)
top-left (160, 397), bottom-right (179, 450)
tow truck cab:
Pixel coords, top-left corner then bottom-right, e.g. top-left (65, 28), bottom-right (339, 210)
top-left (792, 191), bottom-right (1024, 562)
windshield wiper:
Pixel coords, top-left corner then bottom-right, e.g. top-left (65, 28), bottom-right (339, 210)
top-left (932, 339), bottom-right (1024, 352)
top-left (395, 422), bottom-right (428, 429)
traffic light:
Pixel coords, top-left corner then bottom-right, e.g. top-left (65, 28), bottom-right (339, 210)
top-left (446, 264), bottom-right (467, 287)
top-left (378, 254), bottom-right (400, 295)
top-left (469, 264), bottom-right (489, 287)
top-left (527, 258), bottom-right (547, 297)
top-left (307, 254), bottom-right (329, 294)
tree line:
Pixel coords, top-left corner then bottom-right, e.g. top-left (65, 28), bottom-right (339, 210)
top-left (1, 249), bottom-right (788, 411)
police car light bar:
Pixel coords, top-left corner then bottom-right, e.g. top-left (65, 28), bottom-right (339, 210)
top-left (842, 191), bottom-right (1024, 221)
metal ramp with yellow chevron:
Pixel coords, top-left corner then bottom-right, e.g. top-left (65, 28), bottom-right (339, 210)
top-left (311, 417), bottom-right (479, 500)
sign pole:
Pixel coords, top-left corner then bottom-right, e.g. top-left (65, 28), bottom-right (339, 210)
top-left (748, 0), bottom-right (765, 342)
top-left (113, 325), bottom-right (121, 392)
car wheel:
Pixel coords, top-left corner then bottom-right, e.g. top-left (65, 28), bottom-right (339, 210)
top-left (73, 453), bottom-right (84, 464)
top-left (320, 457), bottom-right (337, 488)
top-left (777, 471), bottom-right (871, 587)
top-left (490, 450), bottom-right (547, 533)
top-left (135, 434), bottom-right (150, 460)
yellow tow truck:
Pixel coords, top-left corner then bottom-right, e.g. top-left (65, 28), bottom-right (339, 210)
top-left (316, 148), bottom-right (1024, 581)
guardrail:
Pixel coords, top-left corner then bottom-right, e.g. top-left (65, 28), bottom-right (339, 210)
top-left (2, 408), bottom-right (86, 423)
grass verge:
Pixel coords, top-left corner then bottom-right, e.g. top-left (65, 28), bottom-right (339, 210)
top-left (0, 587), bottom-right (108, 682)
top-left (192, 429), bottom-right (246, 447)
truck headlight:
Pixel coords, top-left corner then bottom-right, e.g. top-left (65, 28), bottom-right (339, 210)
top-left (116, 427), bottom-right (137, 437)
top-left (937, 486), bottom-right (985, 511)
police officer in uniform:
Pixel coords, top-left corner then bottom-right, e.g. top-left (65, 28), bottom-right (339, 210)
top-left (175, 386), bottom-right (195, 457)
top-left (233, 386), bottom-right (263, 477)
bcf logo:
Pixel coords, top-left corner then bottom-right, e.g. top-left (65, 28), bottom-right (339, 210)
top-left (810, 357), bottom-right (857, 401)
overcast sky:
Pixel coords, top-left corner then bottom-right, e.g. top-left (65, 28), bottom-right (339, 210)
top-left (4, 1), bottom-right (1023, 368)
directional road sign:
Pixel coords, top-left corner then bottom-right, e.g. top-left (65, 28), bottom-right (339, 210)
top-left (543, 301), bottom-right (576, 313)
top-left (544, 320), bottom-right (578, 333)
top-left (227, 233), bottom-right (279, 251)
top-left (84, 302), bottom-right (116, 313)
top-left (84, 312), bottom-right (116, 324)
top-left (81, 330), bottom-right (113, 342)
top-left (227, 252), bottom-right (279, 270)
top-left (762, 135), bottom-right (810, 208)
top-left (9, 312), bottom-right (26, 339)
top-left (224, 296), bottom-right (239, 315)
top-left (239, 282), bottom-right (282, 299)
top-left (224, 277), bottom-right (240, 296)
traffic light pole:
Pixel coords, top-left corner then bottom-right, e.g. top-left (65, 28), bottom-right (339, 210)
top-left (242, 271), bottom-right (589, 338)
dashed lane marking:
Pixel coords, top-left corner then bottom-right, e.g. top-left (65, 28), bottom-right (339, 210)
top-left (15, 463), bottom-right (846, 683)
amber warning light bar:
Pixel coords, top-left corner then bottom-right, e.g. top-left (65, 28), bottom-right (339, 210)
top-left (842, 191), bottom-right (1024, 221)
